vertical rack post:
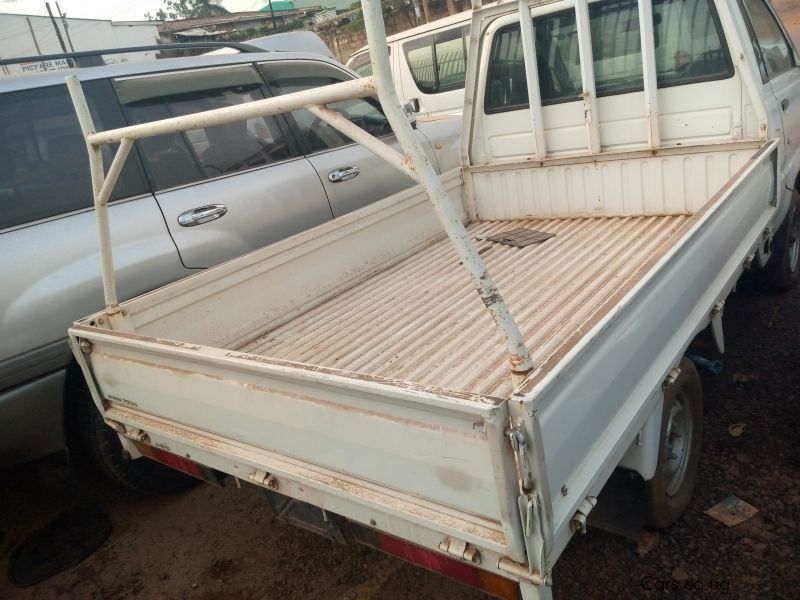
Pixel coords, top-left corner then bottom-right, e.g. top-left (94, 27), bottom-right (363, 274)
top-left (66, 75), bottom-right (131, 318)
top-left (574, 0), bottom-right (601, 154)
top-left (638, 0), bottom-right (660, 148)
top-left (518, 0), bottom-right (546, 159)
top-left (361, 0), bottom-right (534, 386)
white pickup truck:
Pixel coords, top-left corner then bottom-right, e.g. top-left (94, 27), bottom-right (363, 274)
top-left (68, 0), bottom-right (800, 598)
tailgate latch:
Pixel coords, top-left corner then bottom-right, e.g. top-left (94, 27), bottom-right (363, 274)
top-left (507, 426), bottom-right (534, 493)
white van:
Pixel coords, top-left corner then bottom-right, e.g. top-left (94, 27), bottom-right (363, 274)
top-left (346, 11), bottom-right (471, 117)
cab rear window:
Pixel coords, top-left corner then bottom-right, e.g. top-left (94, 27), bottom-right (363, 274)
top-left (485, 0), bottom-right (734, 113)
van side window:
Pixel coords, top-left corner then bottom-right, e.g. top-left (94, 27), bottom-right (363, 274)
top-left (741, 0), bottom-right (795, 80)
top-left (403, 26), bottom-right (469, 94)
top-left (485, 0), bottom-right (734, 113)
top-left (116, 66), bottom-right (293, 191)
top-left (0, 80), bottom-right (148, 230)
top-left (349, 50), bottom-right (380, 77)
top-left (260, 62), bottom-right (391, 154)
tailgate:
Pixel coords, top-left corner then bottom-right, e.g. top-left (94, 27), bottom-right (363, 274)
top-left (71, 325), bottom-right (527, 562)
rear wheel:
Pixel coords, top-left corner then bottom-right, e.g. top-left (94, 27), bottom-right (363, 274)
top-left (68, 386), bottom-right (198, 495)
top-left (764, 194), bottom-right (800, 293)
top-left (646, 357), bottom-right (703, 529)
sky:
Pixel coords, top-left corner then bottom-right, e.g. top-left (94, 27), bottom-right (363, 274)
top-left (0, 0), bottom-right (353, 22)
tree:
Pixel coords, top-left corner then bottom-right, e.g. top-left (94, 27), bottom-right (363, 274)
top-left (145, 0), bottom-right (230, 21)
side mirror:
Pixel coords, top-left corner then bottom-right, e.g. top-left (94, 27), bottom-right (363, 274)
top-left (404, 98), bottom-right (420, 114)
top-left (404, 99), bottom-right (419, 129)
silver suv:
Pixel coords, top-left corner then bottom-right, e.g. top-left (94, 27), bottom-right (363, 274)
top-left (0, 48), bottom-right (460, 490)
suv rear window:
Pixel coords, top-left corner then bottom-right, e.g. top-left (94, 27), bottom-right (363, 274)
top-left (485, 0), bottom-right (734, 112)
top-left (0, 80), bottom-right (149, 230)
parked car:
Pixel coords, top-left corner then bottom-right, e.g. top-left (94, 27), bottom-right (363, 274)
top-left (0, 45), bottom-right (461, 490)
top-left (346, 10), bottom-right (471, 117)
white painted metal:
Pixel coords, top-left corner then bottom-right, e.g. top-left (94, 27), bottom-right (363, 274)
top-left (87, 77), bottom-right (378, 146)
top-left (88, 403), bottom-right (527, 579)
top-left (65, 76), bottom-right (123, 313)
top-left (637, 0), bottom-right (660, 148)
top-left (469, 145), bottom-right (756, 219)
top-left (65, 0), bottom-right (797, 594)
top-left (574, 0), bottom-right (601, 154)
top-left (472, 0), bottom-right (759, 164)
top-left (518, 0), bottom-right (546, 159)
top-left (478, 75), bottom-right (745, 162)
top-left (361, 0), bottom-right (534, 384)
top-left (519, 140), bottom-right (780, 569)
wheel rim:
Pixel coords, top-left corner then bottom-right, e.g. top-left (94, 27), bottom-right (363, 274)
top-left (663, 393), bottom-right (693, 497)
top-left (788, 218), bottom-right (800, 274)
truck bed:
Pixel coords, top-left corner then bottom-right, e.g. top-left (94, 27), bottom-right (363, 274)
top-left (71, 138), bottom-right (778, 581)
top-left (239, 214), bottom-right (689, 397)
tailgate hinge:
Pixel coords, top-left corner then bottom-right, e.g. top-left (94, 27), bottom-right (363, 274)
top-left (569, 496), bottom-right (598, 534)
top-left (248, 469), bottom-right (279, 490)
top-left (439, 536), bottom-right (481, 564)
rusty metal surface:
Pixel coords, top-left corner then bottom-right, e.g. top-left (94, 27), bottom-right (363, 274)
top-left (240, 215), bottom-right (689, 397)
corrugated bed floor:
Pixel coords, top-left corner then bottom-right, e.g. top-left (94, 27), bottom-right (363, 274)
top-left (239, 215), bottom-right (689, 398)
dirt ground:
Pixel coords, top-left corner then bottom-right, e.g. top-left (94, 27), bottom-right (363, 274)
top-left (2, 5), bottom-right (800, 600)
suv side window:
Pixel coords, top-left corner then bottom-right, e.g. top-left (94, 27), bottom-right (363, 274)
top-left (259, 62), bottom-right (391, 154)
top-left (741, 0), bottom-right (795, 80)
top-left (0, 80), bottom-right (149, 230)
top-left (403, 26), bottom-right (469, 94)
top-left (485, 0), bottom-right (733, 112)
top-left (115, 65), bottom-right (294, 191)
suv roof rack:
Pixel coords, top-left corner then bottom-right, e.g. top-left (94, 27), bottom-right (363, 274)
top-left (0, 42), bottom-right (264, 68)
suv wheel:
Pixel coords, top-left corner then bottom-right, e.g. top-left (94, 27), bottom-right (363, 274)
top-left (69, 385), bottom-right (198, 494)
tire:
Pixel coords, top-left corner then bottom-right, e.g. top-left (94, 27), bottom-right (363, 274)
top-left (764, 195), bottom-right (800, 293)
top-left (645, 357), bottom-right (703, 529)
top-left (70, 386), bottom-right (199, 495)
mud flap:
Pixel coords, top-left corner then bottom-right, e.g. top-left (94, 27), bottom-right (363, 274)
top-left (264, 489), bottom-right (347, 544)
top-left (587, 469), bottom-right (647, 540)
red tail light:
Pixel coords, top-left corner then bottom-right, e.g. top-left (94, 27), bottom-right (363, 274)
top-left (135, 443), bottom-right (224, 486)
top-left (353, 526), bottom-right (520, 600)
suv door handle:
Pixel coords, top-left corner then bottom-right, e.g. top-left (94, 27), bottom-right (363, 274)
top-left (177, 204), bottom-right (228, 227)
top-left (782, 98), bottom-right (790, 111)
top-left (328, 166), bottom-right (360, 182)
